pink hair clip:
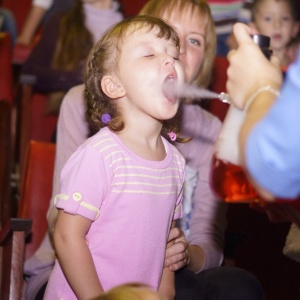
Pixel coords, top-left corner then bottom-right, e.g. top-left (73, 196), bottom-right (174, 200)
top-left (168, 131), bottom-right (177, 141)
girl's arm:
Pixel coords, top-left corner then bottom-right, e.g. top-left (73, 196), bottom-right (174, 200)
top-left (53, 209), bottom-right (104, 299)
top-left (158, 221), bottom-right (176, 300)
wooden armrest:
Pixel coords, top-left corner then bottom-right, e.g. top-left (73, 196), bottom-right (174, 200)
top-left (0, 218), bottom-right (32, 245)
top-left (0, 218), bottom-right (32, 300)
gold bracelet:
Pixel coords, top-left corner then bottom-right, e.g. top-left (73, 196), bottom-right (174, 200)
top-left (243, 85), bottom-right (280, 113)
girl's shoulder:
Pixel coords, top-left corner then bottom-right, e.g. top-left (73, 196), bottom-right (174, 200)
top-left (84, 127), bottom-right (115, 151)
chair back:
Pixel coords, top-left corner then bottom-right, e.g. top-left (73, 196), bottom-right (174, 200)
top-left (0, 101), bottom-right (14, 228)
top-left (0, 33), bottom-right (13, 104)
top-left (18, 140), bottom-right (55, 260)
top-left (15, 81), bottom-right (58, 176)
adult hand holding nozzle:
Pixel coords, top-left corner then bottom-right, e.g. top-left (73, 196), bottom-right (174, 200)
top-left (226, 22), bottom-right (282, 111)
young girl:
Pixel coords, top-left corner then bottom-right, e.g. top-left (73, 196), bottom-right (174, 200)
top-left (250, 0), bottom-right (300, 68)
top-left (44, 15), bottom-right (186, 300)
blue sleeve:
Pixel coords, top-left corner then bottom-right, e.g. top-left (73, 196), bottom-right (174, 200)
top-left (246, 49), bottom-right (300, 199)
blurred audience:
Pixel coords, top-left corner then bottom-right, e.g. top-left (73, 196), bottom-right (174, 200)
top-left (207, 0), bottom-right (253, 56)
top-left (21, 0), bottom-right (123, 117)
top-left (16, 0), bottom-right (74, 46)
top-left (0, 7), bottom-right (17, 45)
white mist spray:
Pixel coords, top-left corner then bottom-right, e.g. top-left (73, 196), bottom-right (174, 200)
top-left (162, 81), bottom-right (230, 103)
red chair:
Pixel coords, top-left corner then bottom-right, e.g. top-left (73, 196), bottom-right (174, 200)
top-left (119, 0), bottom-right (148, 16)
top-left (0, 140), bottom-right (54, 300)
top-left (0, 101), bottom-right (14, 227)
top-left (18, 140), bottom-right (55, 260)
top-left (0, 98), bottom-right (31, 299)
top-left (0, 33), bottom-right (13, 104)
top-left (209, 56), bottom-right (230, 122)
top-left (15, 78), bottom-right (58, 177)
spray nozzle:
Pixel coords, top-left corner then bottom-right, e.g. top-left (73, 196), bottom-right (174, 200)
top-left (218, 92), bottom-right (231, 103)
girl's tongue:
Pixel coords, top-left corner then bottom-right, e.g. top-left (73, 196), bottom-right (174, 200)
top-left (162, 76), bottom-right (177, 101)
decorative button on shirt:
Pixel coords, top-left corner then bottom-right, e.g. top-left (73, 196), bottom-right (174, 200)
top-left (73, 192), bottom-right (83, 201)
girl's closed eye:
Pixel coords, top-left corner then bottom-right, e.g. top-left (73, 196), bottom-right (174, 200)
top-left (144, 53), bottom-right (155, 57)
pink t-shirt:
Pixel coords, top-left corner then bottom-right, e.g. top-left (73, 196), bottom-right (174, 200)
top-left (44, 127), bottom-right (185, 299)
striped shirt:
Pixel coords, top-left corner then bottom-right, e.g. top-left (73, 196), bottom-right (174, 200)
top-left (45, 127), bottom-right (185, 299)
top-left (208, 0), bottom-right (253, 34)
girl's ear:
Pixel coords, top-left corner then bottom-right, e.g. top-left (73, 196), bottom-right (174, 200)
top-left (101, 75), bottom-right (126, 99)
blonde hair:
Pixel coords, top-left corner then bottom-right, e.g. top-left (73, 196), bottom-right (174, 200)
top-left (139, 0), bottom-right (216, 89)
top-left (84, 15), bottom-right (187, 142)
top-left (92, 283), bottom-right (163, 300)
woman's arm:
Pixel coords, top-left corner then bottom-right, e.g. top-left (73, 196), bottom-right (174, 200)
top-left (16, 5), bottom-right (47, 45)
top-left (54, 209), bottom-right (104, 299)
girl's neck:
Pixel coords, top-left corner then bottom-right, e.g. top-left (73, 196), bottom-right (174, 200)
top-left (117, 123), bottom-right (166, 161)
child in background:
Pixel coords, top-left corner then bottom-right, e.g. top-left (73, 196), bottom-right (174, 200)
top-left (44, 15), bottom-right (186, 300)
top-left (250, 0), bottom-right (300, 68)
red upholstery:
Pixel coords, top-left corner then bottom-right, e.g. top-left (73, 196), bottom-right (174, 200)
top-left (13, 44), bottom-right (34, 65)
top-left (30, 92), bottom-right (58, 142)
top-left (1, 0), bottom-right (32, 33)
top-left (0, 33), bottom-right (13, 104)
top-left (16, 83), bottom-right (58, 175)
top-left (209, 56), bottom-right (230, 122)
top-left (18, 140), bottom-right (55, 260)
top-left (119, 0), bottom-right (148, 16)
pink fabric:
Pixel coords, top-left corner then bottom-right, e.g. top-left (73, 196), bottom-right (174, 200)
top-left (44, 127), bottom-right (184, 299)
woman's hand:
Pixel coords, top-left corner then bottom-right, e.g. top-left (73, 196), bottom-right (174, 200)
top-left (164, 227), bottom-right (189, 271)
top-left (226, 22), bottom-right (282, 108)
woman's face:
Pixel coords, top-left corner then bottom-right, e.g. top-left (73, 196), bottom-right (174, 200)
top-left (161, 5), bottom-right (206, 84)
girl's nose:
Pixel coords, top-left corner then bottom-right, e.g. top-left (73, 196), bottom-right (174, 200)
top-left (164, 54), bottom-right (175, 67)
